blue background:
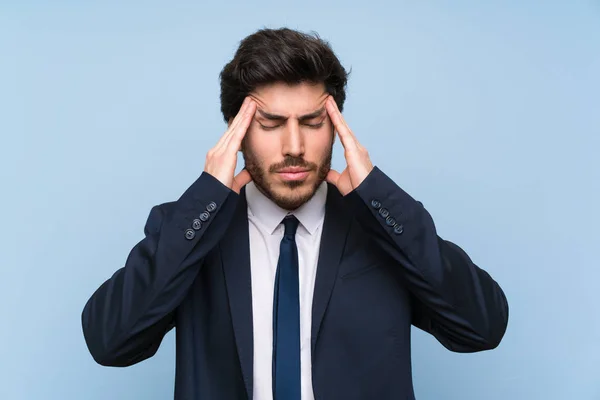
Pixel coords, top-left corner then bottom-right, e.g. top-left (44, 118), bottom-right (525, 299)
top-left (1, 1), bottom-right (599, 399)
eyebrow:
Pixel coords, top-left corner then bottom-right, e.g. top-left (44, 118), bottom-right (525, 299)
top-left (257, 107), bottom-right (326, 122)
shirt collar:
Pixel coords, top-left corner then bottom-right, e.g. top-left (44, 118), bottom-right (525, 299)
top-left (246, 180), bottom-right (327, 235)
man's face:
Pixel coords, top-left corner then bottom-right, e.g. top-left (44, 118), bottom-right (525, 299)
top-left (238, 82), bottom-right (334, 210)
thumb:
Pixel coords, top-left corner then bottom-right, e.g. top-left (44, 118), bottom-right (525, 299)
top-left (326, 169), bottom-right (340, 185)
top-left (233, 169), bottom-right (252, 193)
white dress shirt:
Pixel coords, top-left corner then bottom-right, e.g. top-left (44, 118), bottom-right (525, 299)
top-left (245, 180), bottom-right (327, 400)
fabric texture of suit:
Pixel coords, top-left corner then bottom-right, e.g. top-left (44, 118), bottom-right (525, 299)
top-left (81, 166), bottom-right (509, 399)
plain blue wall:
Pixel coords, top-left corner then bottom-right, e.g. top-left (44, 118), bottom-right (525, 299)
top-left (1, 1), bottom-right (599, 399)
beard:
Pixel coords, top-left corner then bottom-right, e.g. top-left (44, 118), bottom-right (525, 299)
top-left (241, 139), bottom-right (333, 210)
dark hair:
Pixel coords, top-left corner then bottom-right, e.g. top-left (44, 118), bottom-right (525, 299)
top-left (219, 27), bottom-right (350, 123)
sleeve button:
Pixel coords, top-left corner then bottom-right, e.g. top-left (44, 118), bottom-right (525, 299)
top-left (385, 216), bottom-right (396, 226)
top-left (393, 223), bottom-right (404, 235)
top-left (206, 202), bottom-right (217, 212)
top-left (192, 219), bottom-right (202, 230)
top-left (185, 229), bottom-right (196, 240)
top-left (199, 211), bottom-right (210, 222)
top-left (378, 208), bottom-right (389, 218)
top-left (370, 199), bottom-right (381, 209)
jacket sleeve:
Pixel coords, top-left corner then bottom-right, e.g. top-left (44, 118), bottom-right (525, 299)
top-left (343, 167), bottom-right (509, 352)
top-left (81, 172), bottom-right (238, 366)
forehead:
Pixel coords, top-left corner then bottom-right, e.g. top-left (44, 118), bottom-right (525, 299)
top-left (249, 82), bottom-right (328, 116)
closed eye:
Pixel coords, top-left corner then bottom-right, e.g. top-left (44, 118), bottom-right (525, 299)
top-left (259, 124), bottom-right (282, 131)
top-left (259, 122), bottom-right (325, 130)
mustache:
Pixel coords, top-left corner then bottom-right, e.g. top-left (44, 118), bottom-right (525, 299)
top-left (269, 156), bottom-right (317, 172)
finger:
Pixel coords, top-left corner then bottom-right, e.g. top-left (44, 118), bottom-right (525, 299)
top-left (326, 97), bottom-right (358, 151)
top-left (215, 97), bottom-right (251, 150)
top-left (226, 100), bottom-right (256, 153)
top-left (328, 96), bottom-right (353, 134)
top-left (328, 97), bottom-right (369, 152)
top-left (223, 99), bottom-right (255, 152)
top-left (233, 168), bottom-right (253, 192)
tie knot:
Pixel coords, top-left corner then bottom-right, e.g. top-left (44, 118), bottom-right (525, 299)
top-left (282, 215), bottom-right (300, 236)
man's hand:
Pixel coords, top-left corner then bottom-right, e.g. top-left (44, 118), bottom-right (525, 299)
top-left (204, 97), bottom-right (257, 193)
top-left (325, 96), bottom-right (374, 195)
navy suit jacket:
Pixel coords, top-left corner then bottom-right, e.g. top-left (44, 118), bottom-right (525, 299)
top-left (82, 166), bottom-right (509, 399)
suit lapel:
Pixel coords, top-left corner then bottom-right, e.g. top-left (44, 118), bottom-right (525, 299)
top-left (220, 187), bottom-right (254, 399)
top-left (311, 183), bottom-right (352, 355)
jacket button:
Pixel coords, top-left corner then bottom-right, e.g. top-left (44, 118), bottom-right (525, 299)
top-left (185, 229), bottom-right (196, 240)
top-left (192, 219), bottom-right (202, 230)
top-left (378, 208), bottom-right (389, 218)
top-left (386, 216), bottom-right (396, 226)
top-left (199, 211), bottom-right (210, 222)
top-left (393, 223), bottom-right (404, 235)
top-left (206, 202), bottom-right (217, 212)
top-left (370, 199), bottom-right (381, 209)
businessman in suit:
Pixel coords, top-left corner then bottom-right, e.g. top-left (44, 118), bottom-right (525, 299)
top-left (82, 27), bottom-right (509, 399)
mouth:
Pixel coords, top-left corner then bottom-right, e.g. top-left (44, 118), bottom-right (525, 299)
top-left (276, 168), bottom-right (311, 181)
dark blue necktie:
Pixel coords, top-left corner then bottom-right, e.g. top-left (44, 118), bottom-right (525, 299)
top-left (272, 215), bottom-right (301, 400)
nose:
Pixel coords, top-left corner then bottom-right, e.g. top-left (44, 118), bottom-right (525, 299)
top-left (281, 121), bottom-right (304, 157)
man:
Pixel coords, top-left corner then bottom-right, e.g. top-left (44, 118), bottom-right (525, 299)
top-left (82, 27), bottom-right (509, 400)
